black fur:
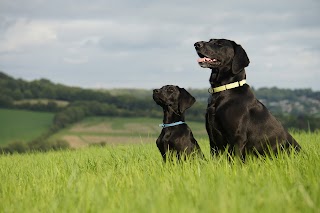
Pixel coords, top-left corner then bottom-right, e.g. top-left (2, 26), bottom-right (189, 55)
top-left (153, 85), bottom-right (204, 161)
top-left (194, 38), bottom-right (301, 159)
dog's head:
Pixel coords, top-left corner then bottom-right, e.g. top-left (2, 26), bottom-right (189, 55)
top-left (194, 38), bottom-right (250, 74)
top-left (153, 85), bottom-right (195, 114)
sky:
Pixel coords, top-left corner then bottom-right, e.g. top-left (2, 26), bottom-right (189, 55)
top-left (0, 0), bottom-right (320, 90)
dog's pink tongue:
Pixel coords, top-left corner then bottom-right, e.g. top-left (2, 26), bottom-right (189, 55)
top-left (197, 57), bottom-right (212, 63)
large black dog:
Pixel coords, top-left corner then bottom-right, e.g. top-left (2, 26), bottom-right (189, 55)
top-left (153, 85), bottom-right (204, 161)
top-left (194, 38), bottom-right (301, 158)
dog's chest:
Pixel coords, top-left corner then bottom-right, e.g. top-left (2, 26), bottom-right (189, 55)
top-left (206, 94), bottom-right (229, 125)
top-left (207, 93), bottom-right (220, 108)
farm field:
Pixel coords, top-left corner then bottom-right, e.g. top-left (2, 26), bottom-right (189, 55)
top-left (0, 131), bottom-right (319, 212)
top-left (0, 108), bottom-right (206, 148)
top-left (0, 109), bottom-right (54, 145)
top-left (50, 116), bottom-right (208, 148)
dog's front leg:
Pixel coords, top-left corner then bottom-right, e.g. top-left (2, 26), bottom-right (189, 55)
top-left (156, 137), bottom-right (169, 162)
top-left (229, 134), bottom-right (248, 161)
top-left (206, 106), bottom-right (225, 156)
top-left (158, 143), bottom-right (168, 162)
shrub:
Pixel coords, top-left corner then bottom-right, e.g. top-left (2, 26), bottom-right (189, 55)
top-left (28, 139), bottom-right (70, 152)
top-left (0, 141), bottom-right (29, 154)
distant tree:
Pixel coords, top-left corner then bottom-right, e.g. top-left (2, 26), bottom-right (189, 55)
top-left (4, 141), bottom-right (29, 154)
top-left (0, 94), bottom-right (13, 107)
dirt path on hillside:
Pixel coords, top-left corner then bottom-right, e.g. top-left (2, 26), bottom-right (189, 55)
top-left (63, 135), bottom-right (156, 148)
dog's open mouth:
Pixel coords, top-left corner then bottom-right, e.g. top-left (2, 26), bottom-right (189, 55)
top-left (197, 57), bottom-right (218, 63)
top-left (196, 53), bottom-right (221, 67)
top-left (197, 57), bottom-right (221, 67)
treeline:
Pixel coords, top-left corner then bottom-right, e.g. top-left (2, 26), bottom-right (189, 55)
top-left (1, 71), bottom-right (320, 132)
top-left (0, 71), bottom-right (156, 114)
top-left (1, 72), bottom-right (112, 104)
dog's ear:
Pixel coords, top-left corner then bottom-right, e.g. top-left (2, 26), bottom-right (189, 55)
top-left (178, 87), bottom-right (196, 113)
top-left (231, 41), bottom-right (250, 74)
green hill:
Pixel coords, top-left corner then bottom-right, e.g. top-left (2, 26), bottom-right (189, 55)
top-left (50, 116), bottom-right (207, 148)
top-left (0, 109), bottom-right (54, 145)
top-left (1, 71), bottom-right (320, 131)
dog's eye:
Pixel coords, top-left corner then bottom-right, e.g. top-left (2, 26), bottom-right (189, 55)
top-left (167, 88), bottom-right (174, 93)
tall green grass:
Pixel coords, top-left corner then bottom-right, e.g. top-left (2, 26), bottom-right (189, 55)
top-left (0, 132), bottom-right (319, 213)
top-left (0, 109), bottom-right (54, 145)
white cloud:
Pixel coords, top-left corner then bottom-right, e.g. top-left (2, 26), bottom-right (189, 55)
top-left (0, 18), bottom-right (57, 52)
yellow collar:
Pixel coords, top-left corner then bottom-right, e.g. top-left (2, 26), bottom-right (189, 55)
top-left (208, 79), bottom-right (247, 94)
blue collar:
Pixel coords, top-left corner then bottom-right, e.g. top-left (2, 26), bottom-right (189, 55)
top-left (159, 121), bottom-right (185, 128)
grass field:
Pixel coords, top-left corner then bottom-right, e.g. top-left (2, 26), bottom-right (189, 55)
top-left (0, 109), bottom-right (54, 145)
top-left (0, 132), bottom-right (319, 213)
top-left (50, 116), bottom-right (208, 148)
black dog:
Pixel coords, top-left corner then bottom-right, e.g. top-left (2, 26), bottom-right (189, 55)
top-left (153, 85), bottom-right (204, 161)
top-left (194, 38), bottom-right (301, 158)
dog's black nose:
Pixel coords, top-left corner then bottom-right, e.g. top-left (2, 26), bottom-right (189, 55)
top-left (153, 89), bottom-right (160, 93)
top-left (194, 41), bottom-right (204, 49)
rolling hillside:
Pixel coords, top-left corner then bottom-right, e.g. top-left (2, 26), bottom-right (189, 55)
top-left (0, 109), bottom-right (54, 145)
top-left (50, 116), bottom-right (208, 148)
top-left (0, 110), bottom-right (207, 149)
top-left (1, 71), bottom-right (320, 153)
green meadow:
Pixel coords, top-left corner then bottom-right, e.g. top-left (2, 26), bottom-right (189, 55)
top-left (0, 109), bottom-right (54, 145)
top-left (0, 131), bottom-right (319, 213)
top-left (0, 109), bottom-right (319, 212)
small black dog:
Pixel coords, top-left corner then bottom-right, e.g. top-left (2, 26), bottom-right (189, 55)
top-left (194, 38), bottom-right (301, 159)
top-left (153, 85), bottom-right (204, 161)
